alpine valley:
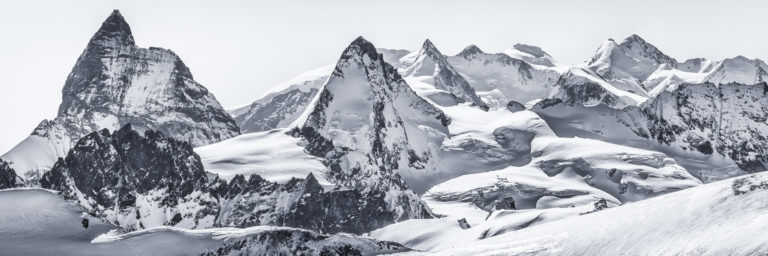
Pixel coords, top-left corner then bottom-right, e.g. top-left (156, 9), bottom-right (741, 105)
top-left (2, 9), bottom-right (768, 256)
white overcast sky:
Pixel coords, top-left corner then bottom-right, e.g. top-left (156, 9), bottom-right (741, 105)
top-left (1, 0), bottom-right (767, 154)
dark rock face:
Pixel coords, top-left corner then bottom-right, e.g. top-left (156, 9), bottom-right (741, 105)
top-left (215, 172), bottom-right (395, 234)
top-left (550, 71), bottom-right (621, 107)
top-left (643, 83), bottom-right (768, 173)
top-left (233, 88), bottom-right (318, 133)
top-left (200, 227), bottom-right (409, 256)
top-left (41, 124), bottom-right (218, 230)
top-left (0, 159), bottom-right (17, 189)
top-left (57, 10), bottom-right (239, 147)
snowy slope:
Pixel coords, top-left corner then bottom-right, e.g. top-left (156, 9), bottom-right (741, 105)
top-left (228, 65), bottom-right (332, 133)
top-left (396, 172), bottom-right (768, 255)
top-left (702, 56), bottom-right (768, 85)
top-left (195, 128), bottom-right (328, 184)
top-left (371, 111), bottom-right (701, 252)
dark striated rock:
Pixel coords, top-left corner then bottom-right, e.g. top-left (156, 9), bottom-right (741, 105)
top-left (41, 124), bottom-right (218, 230)
top-left (0, 159), bottom-right (18, 189)
top-left (199, 227), bottom-right (409, 256)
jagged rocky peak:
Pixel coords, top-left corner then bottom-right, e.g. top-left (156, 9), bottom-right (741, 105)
top-left (90, 9), bottom-right (135, 47)
top-left (420, 38), bottom-right (442, 59)
top-left (40, 124), bottom-right (218, 230)
top-left (2, 10), bottom-right (239, 179)
top-left (401, 39), bottom-right (489, 109)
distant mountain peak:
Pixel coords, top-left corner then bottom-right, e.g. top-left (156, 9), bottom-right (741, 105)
top-left (457, 45), bottom-right (483, 57)
top-left (586, 34), bottom-right (676, 82)
top-left (91, 9), bottom-right (134, 46)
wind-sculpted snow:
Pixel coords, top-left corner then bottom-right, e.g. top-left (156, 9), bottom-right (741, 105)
top-left (371, 111), bottom-right (701, 252)
top-left (196, 129), bottom-right (328, 184)
top-left (2, 10), bottom-right (239, 181)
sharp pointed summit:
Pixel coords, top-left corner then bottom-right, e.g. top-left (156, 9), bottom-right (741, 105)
top-left (290, 36), bottom-right (454, 228)
top-left (2, 10), bottom-right (239, 179)
top-left (91, 9), bottom-right (135, 46)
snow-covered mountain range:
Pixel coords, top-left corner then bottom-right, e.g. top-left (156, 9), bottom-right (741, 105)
top-left (3, 9), bottom-right (768, 256)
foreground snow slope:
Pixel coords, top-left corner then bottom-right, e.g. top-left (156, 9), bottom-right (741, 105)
top-left (384, 172), bottom-right (768, 256)
top-left (0, 189), bottom-right (408, 256)
top-left (0, 189), bottom-right (220, 256)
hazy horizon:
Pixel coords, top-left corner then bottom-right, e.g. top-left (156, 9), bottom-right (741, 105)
top-left (2, 0), bottom-right (768, 154)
